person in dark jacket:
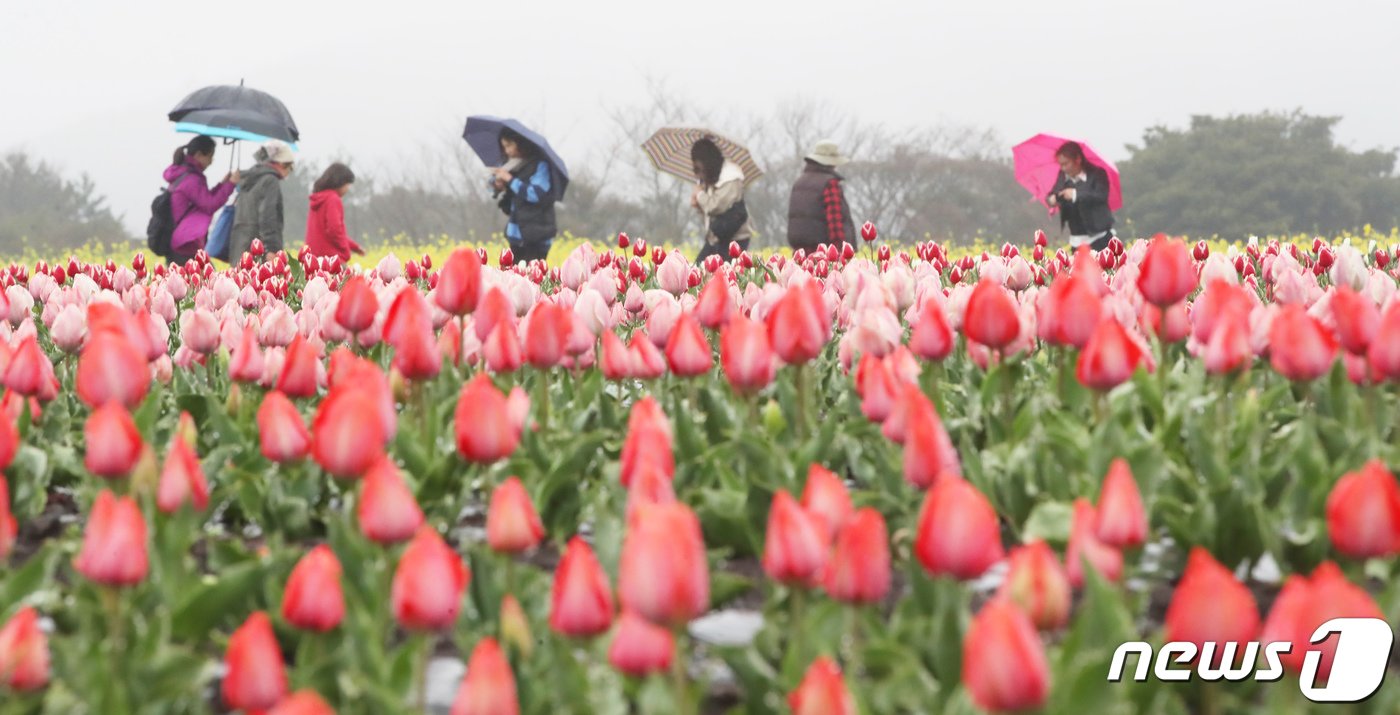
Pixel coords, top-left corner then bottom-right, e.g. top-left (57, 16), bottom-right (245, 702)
top-left (228, 140), bottom-right (295, 261)
top-left (1046, 141), bottom-right (1115, 250)
top-left (304, 163), bottom-right (364, 263)
top-left (163, 135), bottom-right (238, 263)
top-left (787, 139), bottom-right (855, 252)
top-left (490, 129), bottom-right (558, 265)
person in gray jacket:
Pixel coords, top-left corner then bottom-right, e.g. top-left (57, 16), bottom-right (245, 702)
top-left (228, 140), bottom-right (295, 260)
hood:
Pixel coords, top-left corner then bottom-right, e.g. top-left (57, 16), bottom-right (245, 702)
top-left (717, 160), bottom-right (746, 186)
top-left (309, 189), bottom-right (340, 209)
top-left (163, 157), bottom-right (207, 183)
top-left (239, 164), bottom-right (281, 186)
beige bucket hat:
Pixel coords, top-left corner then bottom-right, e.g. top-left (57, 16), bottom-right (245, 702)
top-left (806, 139), bottom-right (850, 167)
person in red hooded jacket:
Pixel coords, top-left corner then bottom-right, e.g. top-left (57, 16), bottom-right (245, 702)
top-left (304, 163), bottom-right (364, 262)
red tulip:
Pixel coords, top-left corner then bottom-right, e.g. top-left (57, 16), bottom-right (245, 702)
top-left (88, 303), bottom-right (158, 360)
top-left (455, 374), bottom-right (521, 464)
top-left (312, 386), bottom-right (386, 478)
top-left (1141, 301), bottom-right (1191, 344)
top-left (720, 314), bottom-right (774, 394)
top-left (910, 299), bottom-right (954, 361)
top-left (258, 391), bottom-right (312, 463)
top-left (767, 281), bottom-right (828, 365)
top-left (1261, 561), bottom-right (1384, 680)
top-left (1326, 459), bottom-right (1400, 558)
top-left (788, 657), bottom-right (857, 715)
top-left (0, 414), bottom-right (16, 479)
top-left (963, 279), bottom-right (1020, 350)
top-left (628, 332), bottom-right (667, 379)
top-left (1368, 302), bottom-right (1400, 380)
top-left (483, 321), bottom-right (524, 374)
top-left (695, 273), bottom-right (734, 329)
top-left (334, 275), bottom-right (378, 333)
top-left (962, 598), bottom-right (1051, 712)
top-left (74, 490), bottom-right (147, 586)
top-left (901, 387), bottom-right (961, 489)
top-left (0, 606), bottom-right (49, 692)
top-left (450, 638), bottom-right (518, 715)
top-left (762, 490), bottom-right (828, 585)
top-left (0, 475), bottom-right (15, 560)
top-left (4, 335), bottom-right (53, 400)
top-left (1164, 547), bottom-right (1260, 665)
top-left (550, 536), bottom-right (615, 637)
top-left (282, 545), bottom-right (345, 632)
top-left (473, 287), bottom-right (516, 343)
top-left (619, 503), bottom-right (709, 627)
top-left (600, 330), bottom-right (632, 381)
top-left (435, 248), bottom-right (483, 316)
top-left (1065, 498), bottom-right (1122, 588)
top-left (1331, 285), bottom-right (1379, 355)
top-left (486, 477), bottom-right (544, 554)
top-left (822, 507), bottom-right (890, 604)
top-left (268, 691), bottom-right (337, 715)
top-left (156, 436), bottom-right (209, 513)
top-left (855, 353), bottom-right (899, 423)
top-left (1137, 236), bottom-right (1197, 307)
top-left (276, 334), bottom-right (320, 398)
top-left (619, 397), bottom-right (674, 489)
top-left (76, 332), bottom-right (149, 408)
top-left (1037, 272), bottom-right (1102, 349)
top-left (801, 464), bottom-right (852, 540)
top-left (1076, 317), bottom-right (1147, 391)
top-left (392, 526), bottom-right (470, 631)
top-left (384, 288), bottom-right (442, 380)
top-left (357, 457), bottom-right (425, 545)
top-left (222, 612), bottom-right (287, 712)
top-left (84, 402), bottom-right (143, 479)
top-left (914, 477), bottom-right (1005, 580)
top-left (1094, 459), bottom-right (1147, 548)
top-left (608, 610), bottom-right (674, 677)
top-left (523, 301), bottom-right (572, 369)
top-left (665, 311), bottom-right (713, 377)
top-left (1269, 304), bottom-right (1337, 381)
top-left (1191, 280), bottom-right (1255, 344)
top-left (998, 541), bottom-right (1071, 630)
top-left (229, 326), bottom-right (265, 383)
top-left (1202, 309), bottom-right (1253, 375)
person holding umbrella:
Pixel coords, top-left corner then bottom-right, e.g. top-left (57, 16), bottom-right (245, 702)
top-left (162, 135), bottom-right (239, 263)
top-left (691, 137), bottom-right (752, 263)
top-left (1045, 141), bottom-right (1116, 250)
top-left (228, 140), bottom-right (295, 261)
top-left (490, 128), bottom-right (559, 265)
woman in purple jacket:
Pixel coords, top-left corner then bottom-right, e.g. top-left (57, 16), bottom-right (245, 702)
top-left (162, 135), bottom-right (238, 263)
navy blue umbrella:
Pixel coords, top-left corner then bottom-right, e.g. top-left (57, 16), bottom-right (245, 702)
top-left (463, 116), bottom-right (570, 199)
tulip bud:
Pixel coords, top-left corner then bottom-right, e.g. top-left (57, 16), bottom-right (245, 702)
top-left (617, 232), bottom-right (630, 249)
top-left (499, 595), bottom-right (533, 660)
top-left (860, 221), bottom-right (877, 243)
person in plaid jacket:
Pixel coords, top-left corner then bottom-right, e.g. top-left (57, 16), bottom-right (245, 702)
top-left (787, 140), bottom-right (856, 251)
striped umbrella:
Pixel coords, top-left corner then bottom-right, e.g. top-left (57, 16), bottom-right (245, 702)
top-left (641, 127), bottom-right (764, 186)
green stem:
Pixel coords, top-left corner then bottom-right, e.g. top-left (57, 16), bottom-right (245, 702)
top-left (102, 587), bottom-right (127, 709)
top-left (1156, 329), bottom-right (1170, 426)
top-left (671, 631), bottom-right (693, 715)
top-left (415, 634), bottom-right (433, 713)
top-left (794, 364), bottom-right (810, 441)
top-left (535, 369), bottom-right (552, 433)
top-left (789, 587), bottom-right (808, 667)
top-left (504, 556), bottom-right (517, 598)
top-left (843, 606), bottom-right (864, 678)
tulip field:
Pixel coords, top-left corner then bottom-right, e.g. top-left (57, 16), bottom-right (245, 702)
top-left (5, 229), bottom-right (1400, 714)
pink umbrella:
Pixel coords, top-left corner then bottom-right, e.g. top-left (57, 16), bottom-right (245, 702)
top-left (1012, 134), bottom-right (1123, 213)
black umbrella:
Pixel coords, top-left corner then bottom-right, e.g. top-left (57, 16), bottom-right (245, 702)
top-left (168, 82), bottom-right (299, 145)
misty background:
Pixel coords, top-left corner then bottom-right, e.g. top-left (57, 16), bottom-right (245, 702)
top-left (4, 0), bottom-right (1400, 252)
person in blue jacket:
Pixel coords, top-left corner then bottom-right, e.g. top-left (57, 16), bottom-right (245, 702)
top-left (490, 129), bottom-right (558, 265)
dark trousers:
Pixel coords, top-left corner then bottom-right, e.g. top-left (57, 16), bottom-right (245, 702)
top-left (509, 239), bottom-right (552, 265)
top-left (697, 238), bottom-right (749, 264)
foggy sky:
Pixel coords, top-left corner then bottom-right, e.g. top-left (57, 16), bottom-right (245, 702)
top-left (3, 0), bottom-right (1397, 234)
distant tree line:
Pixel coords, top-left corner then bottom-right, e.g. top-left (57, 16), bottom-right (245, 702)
top-left (6, 106), bottom-right (1400, 255)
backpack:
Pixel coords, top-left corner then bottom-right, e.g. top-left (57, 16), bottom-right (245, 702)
top-left (207, 203), bottom-right (234, 262)
top-left (146, 174), bottom-right (193, 259)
